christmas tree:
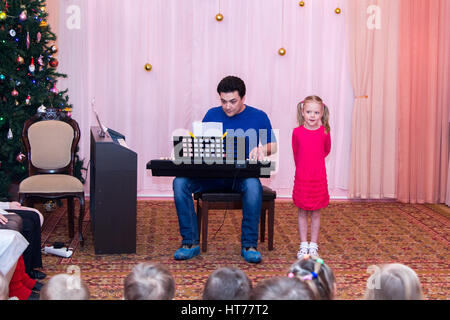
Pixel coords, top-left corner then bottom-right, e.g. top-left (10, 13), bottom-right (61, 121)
top-left (0, 0), bottom-right (82, 200)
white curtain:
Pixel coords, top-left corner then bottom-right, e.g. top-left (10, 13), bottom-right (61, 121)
top-left (55, 0), bottom-right (354, 198)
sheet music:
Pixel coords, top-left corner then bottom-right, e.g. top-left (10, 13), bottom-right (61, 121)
top-left (192, 121), bottom-right (223, 137)
top-left (91, 98), bottom-right (108, 137)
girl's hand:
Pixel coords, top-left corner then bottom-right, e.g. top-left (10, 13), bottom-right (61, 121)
top-left (0, 213), bottom-right (8, 225)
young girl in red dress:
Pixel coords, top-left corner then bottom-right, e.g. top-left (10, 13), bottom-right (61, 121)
top-left (292, 96), bottom-right (331, 258)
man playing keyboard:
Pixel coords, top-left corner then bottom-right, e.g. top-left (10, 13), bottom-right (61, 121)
top-left (173, 76), bottom-right (277, 263)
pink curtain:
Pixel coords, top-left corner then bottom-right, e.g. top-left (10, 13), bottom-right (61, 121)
top-left (397, 0), bottom-right (450, 203)
top-left (45, 0), bottom-right (59, 36)
top-left (346, 0), bottom-right (399, 199)
top-left (447, 158), bottom-right (450, 206)
top-left (54, 0), bottom-right (355, 198)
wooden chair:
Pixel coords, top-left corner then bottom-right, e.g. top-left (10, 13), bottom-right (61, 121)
top-left (18, 109), bottom-right (85, 246)
top-left (194, 186), bottom-right (276, 252)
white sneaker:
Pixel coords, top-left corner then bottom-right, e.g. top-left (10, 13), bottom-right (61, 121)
top-left (297, 242), bottom-right (309, 259)
top-left (309, 242), bottom-right (319, 258)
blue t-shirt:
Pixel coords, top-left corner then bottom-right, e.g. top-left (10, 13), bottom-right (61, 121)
top-left (202, 105), bottom-right (275, 158)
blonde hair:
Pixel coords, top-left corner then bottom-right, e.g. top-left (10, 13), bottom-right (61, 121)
top-left (40, 274), bottom-right (90, 300)
top-left (364, 263), bottom-right (424, 300)
top-left (124, 263), bottom-right (175, 300)
top-left (297, 95), bottom-right (330, 134)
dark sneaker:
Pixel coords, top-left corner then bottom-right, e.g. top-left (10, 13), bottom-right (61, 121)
top-left (241, 247), bottom-right (262, 264)
top-left (174, 244), bottom-right (201, 260)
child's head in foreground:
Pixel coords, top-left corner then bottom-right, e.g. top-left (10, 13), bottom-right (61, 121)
top-left (202, 266), bottom-right (252, 300)
top-left (364, 263), bottom-right (424, 300)
top-left (124, 262), bottom-right (175, 300)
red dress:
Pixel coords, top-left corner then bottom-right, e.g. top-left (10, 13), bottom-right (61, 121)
top-left (292, 126), bottom-right (331, 211)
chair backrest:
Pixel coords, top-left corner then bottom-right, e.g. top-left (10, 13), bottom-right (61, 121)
top-left (22, 109), bottom-right (80, 176)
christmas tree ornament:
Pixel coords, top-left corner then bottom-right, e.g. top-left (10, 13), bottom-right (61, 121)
top-left (38, 55), bottom-right (44, 66)
top-left (16, 153), bottom-right (26, 163)
top-left (278, 48), bottom-right (286, 56)
top-left (26, 31), bottom-right (30, 49)
top-left (36, 32), bottom-right (41, 43)
top-left (37, 105), bottom-right (46, 113)
top-left (7, 128), bottom-right (13, 139)
top-left (9, 29), bottom-right (16, 37)
top-left (50, 84), bottom-right (58, 94)
top-left (0, 74), bottom-right (5, 81)
top-left (39, 20), bottom-right (47, 27)
top-left (335, 8), bottom-right (341, 14)
top-left (215, 13), bottom-right (223, 22)
top-left (299, 1), bottom-right (305, 7)
top-left (19, 10), bottom-right (27, 21)
top-left (11, 89), bottom-right (18, 96)
top-left (144, 63), bottom-right (152, 72)
top-left (0, 12), bottom-right (6, 20)
top-left (29, 58), bottom-right (36, 72)
top-left (25, 95), bottom-right (31, 105)
top-left (50, 45), bottom-right (58, 53)
top-left (43, 200), bottom-right (57, 212)
top-left (15, 100), bottom-right (19, 106)
top-left (16, 56), bottom-right (25, 64)
top-left (49, 58), bottom-right (58, 68)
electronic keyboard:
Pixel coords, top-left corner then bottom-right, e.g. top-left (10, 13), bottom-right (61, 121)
top-left (146, 159), bottom-right (275, 178)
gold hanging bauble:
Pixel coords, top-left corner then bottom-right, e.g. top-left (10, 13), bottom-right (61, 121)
top-left (216, 13), bottom-right (224, 22)
top-left (39, 20), bottom-right (48, 27)
top-left (278, 48), bottom-right (286, 56)
top-left (144, 63), bottom-right (152, 72)
top-left (299, 1), bottom-right (305, 7)
top-left (335, 8), bottom-right (341, 14)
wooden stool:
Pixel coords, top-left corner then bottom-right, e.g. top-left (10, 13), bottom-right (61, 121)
top-left (194, 186), bottom-right (276, 252)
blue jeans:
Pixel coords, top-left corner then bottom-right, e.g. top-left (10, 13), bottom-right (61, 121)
top-left (173, 177), bottom-right (263, 248)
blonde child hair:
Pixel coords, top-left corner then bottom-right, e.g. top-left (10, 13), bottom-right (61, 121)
top-left (40, 273), bottom-right (90, 300)
top-left (364, 263), bottom-right (424, 300)
top-left (124, 262), bottom-right (175, 300)
top-left (297, 95), bottom-right (330, 134)
top-left (287, 255), bottom-right (336, 300)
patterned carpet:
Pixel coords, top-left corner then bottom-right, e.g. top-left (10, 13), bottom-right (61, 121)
top-left (37, 200), bottom-right (450, 300)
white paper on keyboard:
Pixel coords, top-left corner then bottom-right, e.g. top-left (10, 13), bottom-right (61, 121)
top-left (193, 121), bottom-right (223, 137)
